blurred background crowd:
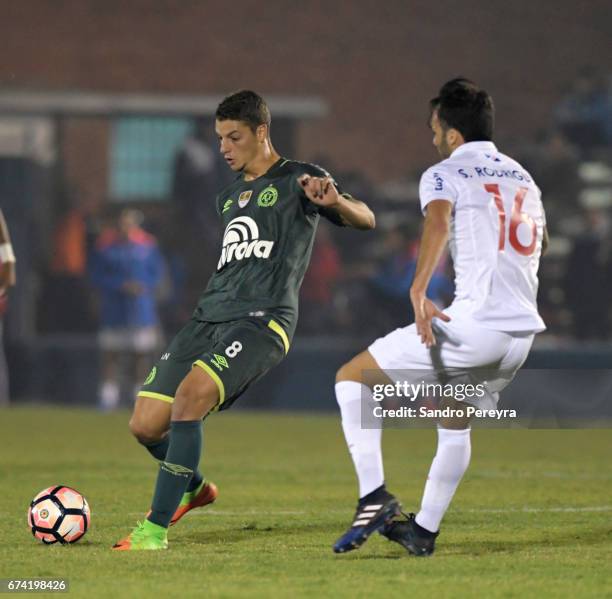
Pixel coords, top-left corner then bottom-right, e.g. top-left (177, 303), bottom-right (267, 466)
top-left (0, 2), bottom-right (610, 407)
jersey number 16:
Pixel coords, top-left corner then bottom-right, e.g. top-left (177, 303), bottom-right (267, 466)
top-left (484, 184), bottom-right (537, 256)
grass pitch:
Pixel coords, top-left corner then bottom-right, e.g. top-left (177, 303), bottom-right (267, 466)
top-left (1, 407), bottom-right (611, 598)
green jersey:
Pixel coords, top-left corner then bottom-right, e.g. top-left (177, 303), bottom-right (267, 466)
top-left (192, 158), bottom-right (345, 337)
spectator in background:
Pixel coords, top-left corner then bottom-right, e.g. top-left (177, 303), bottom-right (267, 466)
top-left (90, 209), bottom-right (164, 411)
top-left (40, 187), bottom-right (96, 333)
top-left (172, 118), bottom-right (228, 309)
top-left (554, 69), bottom-right (611, 153)
top-left (157, 226), bottom-right (189, 335)
top-left (172, 118), bottom-right (225, 263)
top-left (369, 227), bottom-right (454, 331)
top-left (564, 207), bottom-right (611, 341)
top-left (172, 119), bottom-right (217, 225)
top-left (521, 130), bottom-right (581, 219)
top-left (300, 222), bottom-right (342, 333)
top-left (0, 207), bottom-right (16, 406)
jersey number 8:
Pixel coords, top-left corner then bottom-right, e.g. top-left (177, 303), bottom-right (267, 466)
top-left (225, 341), bottom-right (243, 358)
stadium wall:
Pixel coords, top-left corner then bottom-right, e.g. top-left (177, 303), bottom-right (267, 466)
top-left (0, 1), bottom-right (609, 191)
top-left (16, 339), bottom-right (612, 423)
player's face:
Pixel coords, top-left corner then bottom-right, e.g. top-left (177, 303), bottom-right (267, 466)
top-left (215, 119), bottom-right (262, 172)
top-left (430, 111), bottom-right (453, 159)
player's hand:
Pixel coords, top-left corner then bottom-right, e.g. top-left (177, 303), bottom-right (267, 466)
top-left (298, 174), bottom-right (340, 208)
top-left (410, 292), bottom-right (450, 348)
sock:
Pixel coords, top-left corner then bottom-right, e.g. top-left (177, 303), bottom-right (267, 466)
top-left (99, 380), bottom-right (120, 410)
top-left (143, 436), bottom-right (204, 493)
top-left (187, 470), bottom-right (204, 493)
top-left (358, 484), bottom-right (387, 506)
top-left (143, 437), bottom-right (169, 461)
top-left (147, 420), bottom-right (202, 528)
top-left (415, 427), bottom-right (471, 533)
top-left (335, 381), bottom-right (384, 498)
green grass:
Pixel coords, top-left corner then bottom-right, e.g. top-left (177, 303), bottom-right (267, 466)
top-left (1, 407), bottom-right (611, 598)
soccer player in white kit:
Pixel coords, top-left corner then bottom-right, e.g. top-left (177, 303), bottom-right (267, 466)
top-left (333, 78), bottom-right (549, 556)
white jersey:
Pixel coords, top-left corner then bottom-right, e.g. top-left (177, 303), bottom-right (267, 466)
top-left (419, 141), bottom-right (546, 333)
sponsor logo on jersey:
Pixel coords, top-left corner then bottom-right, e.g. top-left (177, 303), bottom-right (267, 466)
top-left (238, 190), bottom-right (253, 208)
top-left (217, 216), bottom-right (274, 270)
top-left (222, 198), bottom-right (233, 213)
top-left (257, 185), bottom-right (278, 207)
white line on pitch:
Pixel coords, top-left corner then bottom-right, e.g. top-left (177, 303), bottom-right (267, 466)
top-left (124, 510), bottom-right (307, 516)
top-left (466, 506), bottom-right (612, 514)
top-left (118, 505), bottom-right (612, 517)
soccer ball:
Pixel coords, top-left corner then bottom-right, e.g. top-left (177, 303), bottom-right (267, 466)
top-left (27, 486), bottom-right (90, 544)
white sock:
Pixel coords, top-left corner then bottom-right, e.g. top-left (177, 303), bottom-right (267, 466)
top-left (99, 380), bottom-right (120, 410)
top-left (335, 381), bottom-right (384, 498)
top-left (416, 427), bottom-right (471, 533)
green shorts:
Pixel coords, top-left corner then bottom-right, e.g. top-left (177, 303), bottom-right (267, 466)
top-left (138, 317), bottom-right (289, 411)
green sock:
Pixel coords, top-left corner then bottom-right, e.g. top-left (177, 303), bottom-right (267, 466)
top-left (143, 437), bottom-right (169, 461)
top-left (187, 471), bottom-right (204, 493)
top-left (143, 436), bottom-right (204, 492)
top-left (148, 420), bottom-right (202, 528)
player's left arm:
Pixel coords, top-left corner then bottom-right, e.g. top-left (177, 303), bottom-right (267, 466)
top-left (410, 200), bottom-right (452, 348)
top-left (537, 185), bottom-right (549, 257)
top-left (298, 174), bottom-right (375, 230)
top-left (542, 225), bottom-right (549, 256)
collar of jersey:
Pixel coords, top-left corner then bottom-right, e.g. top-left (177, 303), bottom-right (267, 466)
top-left (450, 141), bottom-right (497, 158)
top-left (242, 157), bottom-right (287, 182)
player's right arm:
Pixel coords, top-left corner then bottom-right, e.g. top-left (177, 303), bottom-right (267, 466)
top-left (410, 166), bottom-right (457, 347)
top-left (0, 208), bottom-right (16, 294)
top-left (298, 174), bottom-right (375, 230)
top-left (410, 200), bottom-right (452, 347)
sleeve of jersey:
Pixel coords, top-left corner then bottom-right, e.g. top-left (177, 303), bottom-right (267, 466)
top-left (419, 166), bottom-right (459, 215)
top-left (299, 165), bottom-right (346, 227)
top-left (214, 194), bottom-right (221, 217)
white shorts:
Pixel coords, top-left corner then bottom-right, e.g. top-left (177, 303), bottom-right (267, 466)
top-left (368, 308), bottom-right (534, 410)
top-left (99, 325), bottom-right (162, 353)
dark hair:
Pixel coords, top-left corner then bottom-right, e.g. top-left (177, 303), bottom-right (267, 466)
top-left (430, 78), bottom-right (494, 142)
top-left (215, 90), bottom-right (271, 132)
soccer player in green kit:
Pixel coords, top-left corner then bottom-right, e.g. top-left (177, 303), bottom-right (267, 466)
top-left (113, 90), bottom-right (375, 550)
